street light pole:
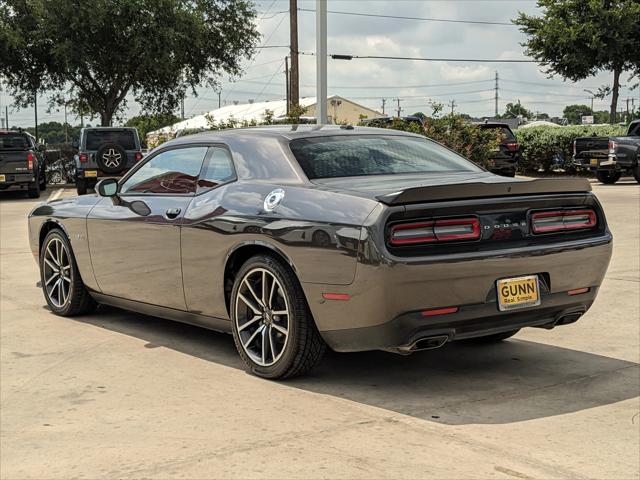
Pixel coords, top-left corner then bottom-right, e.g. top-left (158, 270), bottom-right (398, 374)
top-left (315, 0), bottom-right (327, 124)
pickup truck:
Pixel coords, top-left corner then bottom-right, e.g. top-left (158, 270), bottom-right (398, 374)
top-left (0, 130), bottom-right (47, 198)
top-left (573, 120), bottom-right (640, 184)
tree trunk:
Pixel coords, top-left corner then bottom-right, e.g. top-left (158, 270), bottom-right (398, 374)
top-left (100, 110), bottom-right (113, 126)
top-left (610, 67), bottom-right (621, 124)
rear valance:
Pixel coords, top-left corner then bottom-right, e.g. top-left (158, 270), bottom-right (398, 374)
top-left (376, 178), bottom-right (592, 205)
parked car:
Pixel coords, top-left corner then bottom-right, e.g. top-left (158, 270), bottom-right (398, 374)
top-left (0, 129), bottom-right (47, 198)
top-left (29, 126), bottom-right (612, 379)
top-left (360, 116), bottom-right (425, 128)
top-left (74, 127), bottom-right (143, 195)
top-left (573, 119), bottom-right (640, 184)
top-left (477, 121), bottom-right (520, 177)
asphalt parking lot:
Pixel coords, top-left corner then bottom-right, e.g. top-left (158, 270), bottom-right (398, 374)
top-left (1, 180), bottom-right (638, 479)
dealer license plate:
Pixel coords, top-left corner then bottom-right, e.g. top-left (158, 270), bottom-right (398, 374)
top-left (84, 170), bottom-right (98, 177)
top-left (497, 275), bottom-right (541, 311)
top-left (590, 158), bottom-right (598, 165)
top-left (0, 174), bottom-right (5, 182)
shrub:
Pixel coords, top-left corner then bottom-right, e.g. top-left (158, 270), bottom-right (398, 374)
top-left (515, 124), bottom-right (626, 173)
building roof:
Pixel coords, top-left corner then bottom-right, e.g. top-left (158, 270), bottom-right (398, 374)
top-left (148, 95), bottom-right (380, 137)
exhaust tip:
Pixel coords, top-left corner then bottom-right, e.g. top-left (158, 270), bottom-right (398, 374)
top-left (556, 312), bottom-right (583, 325)
top-left (395, 335), bottom-right (449, 354)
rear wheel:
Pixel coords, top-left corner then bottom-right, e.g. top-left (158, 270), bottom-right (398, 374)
top-left (40, 229), bottom-right (96, 316)
top-left (27, 179), bottom-right (40, 198)
top-left (596, 170), bottom-right (621, 184)
top-left (230, 254), bottom-right (326, 379)
top-left (462, 329), bottom-right (520, 344)
top-left (76, 178), bottom-right (88, 195)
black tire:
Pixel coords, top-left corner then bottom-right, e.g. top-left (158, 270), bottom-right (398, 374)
top-left (76, 178), bottom-right (88, 195)
top-left (39, 173), bottom-right (47, 191)
top-left (95, 143), bottom-right (127, 174)
top-left (633, 166), bottom-right (640, 184)
top-left (596, 170), bottom-right (621, 184)
top-left (27, 179), bottom-right (40, 198)
top-left (40, 229), bottom-right (97, 316)
top-left (462, 329), bottom-right (520, 344)
top-left (230, 254), bottom-right (326, 379)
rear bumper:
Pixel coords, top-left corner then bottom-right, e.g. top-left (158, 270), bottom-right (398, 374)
top-left (0, 173), bottom-right (36, 190)
top-left (304, 235), bottom-right (612, 352)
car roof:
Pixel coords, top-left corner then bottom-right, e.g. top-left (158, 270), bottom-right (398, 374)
top-left (476, 122), bottom-right (512, 129)
top-left (166, 124), bottom-right (423, 145)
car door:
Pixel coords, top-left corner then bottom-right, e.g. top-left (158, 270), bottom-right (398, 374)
top-left (87, 145), bottom-right (209, 310)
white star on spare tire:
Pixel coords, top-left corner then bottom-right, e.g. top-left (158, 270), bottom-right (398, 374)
top-left (102, 149), bottom-right (122, 168)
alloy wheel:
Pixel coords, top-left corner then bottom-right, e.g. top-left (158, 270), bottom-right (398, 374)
top-left (234, 267), bottom-right (290, 367)
top-left (43, 237), bottom-right (71, 308)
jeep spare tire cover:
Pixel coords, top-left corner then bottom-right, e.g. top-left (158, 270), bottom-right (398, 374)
top-left (95, 143), bottom-right (127, 174)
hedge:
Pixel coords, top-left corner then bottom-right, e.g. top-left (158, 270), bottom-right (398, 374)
top-left (515, 124), bottom-right (627, 174)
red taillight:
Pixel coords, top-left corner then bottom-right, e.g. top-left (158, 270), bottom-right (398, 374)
top-left (79, 153), bottom-right (88, 163)
top-left (322, 293), bottom-right (350, 301)
top-left (531, 209), bottom-right (597, 234)
top-left (27, 152), bottom-right (34, 170)
top-left (134, 152), bottom-right (143, 161)
top-left (422, 306), bottom-right (459, 317)
top-left (389, 217), bottom-right (480, 246)
top-left (573, 140), bottom-right (577, 156)
top-left (505, 142), bottom-right (519, 152)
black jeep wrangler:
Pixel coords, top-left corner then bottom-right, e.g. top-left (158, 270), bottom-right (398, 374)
top-left (74, 127), bottom-right (143, 195)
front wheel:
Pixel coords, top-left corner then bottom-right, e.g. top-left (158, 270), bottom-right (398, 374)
top-left (40, 229), bottom-right (96, 316)
top-left (596, 170), bottom-right (621, 184)
top-left (230, 254), bottom-right (326, 379)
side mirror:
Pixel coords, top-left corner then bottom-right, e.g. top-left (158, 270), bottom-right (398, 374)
top-left (71, 140), bottom-right (79, 149)
top-left (96, 178), bottom-right (119, 197)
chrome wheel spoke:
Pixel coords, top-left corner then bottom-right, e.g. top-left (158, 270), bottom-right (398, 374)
top-left (261, 270), bottom-right (268, 307)
top-left (45, 272), bottom-right (58, 286)
top-left (243, 324), bottom-right (264, 349)
top-left (272, 310), bottom-right (288, 316)
top-left (238, 314), bottom-right (261, 332)
top-left (243, 278), bottom-right (264, 308)
top-left (238, 292), bottom-right (261, 314)
top-left (272, 323), bottom-right (288, 335)
top-left (261, 326), bottom-right (268, 364)
top-left (268, 326), bottom-right (276, 363)
top-left (43, 238), bottom-right (71, 308)
top-left (268, 279), bottom-right (276, 308)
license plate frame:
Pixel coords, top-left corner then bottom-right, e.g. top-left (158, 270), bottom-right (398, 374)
top-left (590, 158), bottom-right (598, 166)
top-left (84, 170), bottom-right (98, 178)
top-left (497, 275), bottom-right (541, 312)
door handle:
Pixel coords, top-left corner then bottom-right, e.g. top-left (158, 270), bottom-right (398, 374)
top-left (165, 207), bottom-right (181, 219)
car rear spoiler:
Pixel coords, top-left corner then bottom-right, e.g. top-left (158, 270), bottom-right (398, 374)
top-left (376, 178), bottom-right (592, 205)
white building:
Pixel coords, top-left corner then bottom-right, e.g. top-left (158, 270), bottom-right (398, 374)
top-left (148, 95), bottom-right (383, 143)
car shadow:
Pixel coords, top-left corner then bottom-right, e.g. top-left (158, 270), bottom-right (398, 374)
top-left (70, 305), bottom-right (639, 426)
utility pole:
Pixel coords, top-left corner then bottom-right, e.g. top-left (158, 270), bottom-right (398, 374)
top-left (289, 0), bottom-right (299, 108)
top-left (381, 98), bottom-right (386, 115)
top-left (494, 71), bottom-right (499, 117)
top-left (5, 106), bottom-right (8, 129)
top-left (626, 98), bottom-right (629, 123)
top-left (34, 91), bottom-right (39, 143)
top-left (285, 56), bottom-right (290, 115)
top-left (449, 100), bottom-right (456, 115)
top-left (395, 98), bottom-right (401, 118)
top-left (218, 90), bottom-right (221, 109)
top-left (64, 100), bottom-right (68, 143)
top-left (181, 97), bottom-right (185, 120)
top-left (315, 0), bottom-right (327, 124)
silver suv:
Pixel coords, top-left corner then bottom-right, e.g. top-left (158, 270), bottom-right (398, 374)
top-left (74, 127), bottom-right (143, 195)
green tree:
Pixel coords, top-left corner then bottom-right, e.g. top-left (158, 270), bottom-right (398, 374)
top-left (0, 0), bottom-right (259, 126)
top-left (515, 0), bottom-right (640, 123)
top-left (124, 113), bottom-right (181, 147)
top-left (563, 104), bottom-right (593, 125)
top-left (502, 101), bottom-right (532, 119)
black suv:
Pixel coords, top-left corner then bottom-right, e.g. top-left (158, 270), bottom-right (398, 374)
top-left (74, 127), bottom-right (143, 195)
top-left (0, 130), bottom-right (47, 198)
top-left (477, 122), bottom-right (521, 177)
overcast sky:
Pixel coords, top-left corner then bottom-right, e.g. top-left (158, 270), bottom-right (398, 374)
top-left (2, 0), bottom-right (638, 127)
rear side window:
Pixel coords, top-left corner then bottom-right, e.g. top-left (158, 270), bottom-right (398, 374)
top-left (0, 134), bottom-right (30, 150)
top-left (120, 147), bottom-right (208, 195)
top-left (197, 147), bottom-right (235, 192)
top-left (480, 125), bottom-right (516, 142)
top-left (85, 130), bottom-right (136, 150)
top-left (289, 135), bottom-right (481, 179)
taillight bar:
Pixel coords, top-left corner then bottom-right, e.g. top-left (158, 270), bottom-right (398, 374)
top-left (134, 151), bottom-right (143, 161)
top-left (531, 209), bottom-right (597, 234)
top-left (389, 217), bottom-right (480, 246)
top-left (27, 152), bottom-right (34, 170)
top-left (505, 142), bottom-right (519, 152)
top-left (79, 153), bottom-right (88, 163)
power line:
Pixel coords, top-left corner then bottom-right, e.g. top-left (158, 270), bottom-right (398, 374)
top-left (299, 52), bottom-right (535, 63)
top-left (297, 8), bottom-right (516, 26)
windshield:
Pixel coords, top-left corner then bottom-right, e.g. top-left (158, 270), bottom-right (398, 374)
top-left (85, 130), bottom-right (136, 150)
top-left (0, 133), bottom-right (30, 150)
top-left (289, 135), bottom-right (481, 179)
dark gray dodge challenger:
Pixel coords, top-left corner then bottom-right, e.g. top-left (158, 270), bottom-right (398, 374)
top-left (28, 125), bottom-right (612, 378)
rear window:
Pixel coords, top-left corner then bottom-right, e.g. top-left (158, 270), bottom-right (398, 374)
top-left (0, 134), bottom-right (30, 150)
top-left (289, 135), bottom-right (481, 179)
top-left (85, 130), bottom-right (136, 150)
top-left (480, 125), bottom-right (516, 142)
